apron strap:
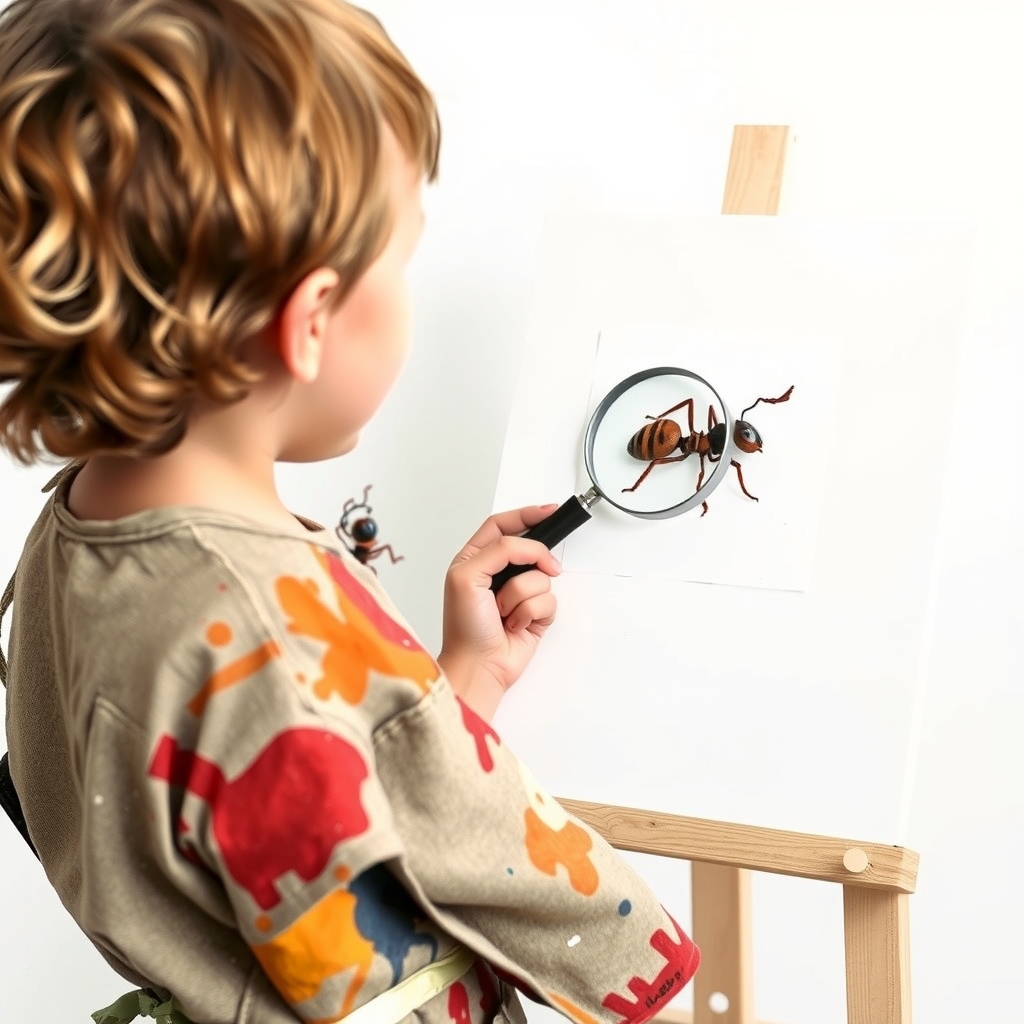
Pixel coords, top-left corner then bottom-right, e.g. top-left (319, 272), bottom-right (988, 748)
top-left (0, 751), bottom-right (37, 857)
top-left (1, 459), bottom-right (75, 688)
top-left (341, 944), bottom-right (477, 1024)
top-left (92, 989), bottom-right (192, 1024)
top-left (0, 570), bottom-right (33, 853)
top-left (0, 567), bottom-right (14, 688)
top-left (0, 463), bottom-right (75, 852)
top-left (92, 947), bottom-right (477, 1024)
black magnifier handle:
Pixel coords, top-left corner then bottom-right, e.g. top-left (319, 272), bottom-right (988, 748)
top-left (490, 491), bottom-right (597, 594)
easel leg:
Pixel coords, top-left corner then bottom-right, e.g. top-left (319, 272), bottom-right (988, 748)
top-left (691, 863), bottom-right (754, 1024)
top-left (843, 888), bottom-right (912, 1024)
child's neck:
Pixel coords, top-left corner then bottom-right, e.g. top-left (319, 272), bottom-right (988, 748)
top-left (67, 439), bottom-right (296, 530)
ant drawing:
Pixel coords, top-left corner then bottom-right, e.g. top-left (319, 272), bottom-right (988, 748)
top-left (336, 484), bottom-right (404, 572)
top-left (622, 386), bottom-right (795, 515)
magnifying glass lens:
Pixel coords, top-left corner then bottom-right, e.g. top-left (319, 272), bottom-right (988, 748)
top-left (490, 366), bottom-right (731, 594)
top-left (588, 371), bottom-right (727, 517)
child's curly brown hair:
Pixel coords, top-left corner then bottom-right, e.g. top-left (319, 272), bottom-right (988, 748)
top-left (0, 0), bottom-right (439, 463)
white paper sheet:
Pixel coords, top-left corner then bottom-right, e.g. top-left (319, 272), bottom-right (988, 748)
top-left (561, 325), bottom-right (841, 590)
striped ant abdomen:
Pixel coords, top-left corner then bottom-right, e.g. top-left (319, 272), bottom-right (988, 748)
top-left (627, 418), bottom-right (682, 460)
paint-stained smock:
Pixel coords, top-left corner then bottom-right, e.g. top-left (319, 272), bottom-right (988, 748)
top-left (2, 467), bottom-right (700, 1024)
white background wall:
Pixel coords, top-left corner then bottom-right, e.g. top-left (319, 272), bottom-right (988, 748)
top-left (2, 2), bottom-right (1022, 1022)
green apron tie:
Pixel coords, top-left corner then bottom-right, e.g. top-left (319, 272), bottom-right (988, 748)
top-left (91, 989), bottom-right (192, 1024)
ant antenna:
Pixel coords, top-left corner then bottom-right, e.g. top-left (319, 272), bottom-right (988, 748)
top-left (340, 485), bottom-right (374, 530)
top-left (741, 385), bottom-right (795, 420)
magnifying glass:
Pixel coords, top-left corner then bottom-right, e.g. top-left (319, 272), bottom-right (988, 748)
top-left (491, 366), bottom-right (733, 593)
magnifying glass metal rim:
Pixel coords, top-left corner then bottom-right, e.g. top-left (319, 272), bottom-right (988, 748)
top-left (489, 365), bottom-right (734, 593)
top-left (582, 365), bottom-right (734, 520)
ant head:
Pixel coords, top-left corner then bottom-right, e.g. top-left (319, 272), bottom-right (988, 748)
top-left (351, 517), bottom-right (378, 544)
top-left (733, 420), bottom-right (763, 454)
top-left (338, 499), bottom-right (372, 539)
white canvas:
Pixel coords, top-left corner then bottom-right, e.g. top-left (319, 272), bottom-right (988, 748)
top-left (493, 214), bottom-right (975, 841)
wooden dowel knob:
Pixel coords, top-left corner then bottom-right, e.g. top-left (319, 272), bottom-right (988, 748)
top-left (843, 847), bottom-right (870, 874)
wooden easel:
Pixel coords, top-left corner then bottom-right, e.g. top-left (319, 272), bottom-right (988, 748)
top-left (559, 127), bottom-right (919, 1024)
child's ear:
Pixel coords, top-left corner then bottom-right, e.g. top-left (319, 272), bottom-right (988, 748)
top-left (275, 268), bottom-right (342, 383)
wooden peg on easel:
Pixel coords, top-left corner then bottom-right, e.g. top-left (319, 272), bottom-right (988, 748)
top-left (844, 848), bottom-right (870, 874)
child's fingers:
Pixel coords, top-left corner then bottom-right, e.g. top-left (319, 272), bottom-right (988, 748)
top-left (450, 535), bottom-right (562, 591)
top-left (492, 561), bottom-right (555, 618)
top-left (505, 591), bottom-right (558, 634)
top-left (514, 503), bottom-right (563, 529)
top-left (454, 504), bottom-right (560, 560)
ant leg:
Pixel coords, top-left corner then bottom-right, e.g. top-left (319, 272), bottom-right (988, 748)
top-left (645, 398), bottom-right (695, 432)
top-left (622, 455), bottom-right (689, 493)
top-left (696, 454), bottom-right (713, 515)
top-left (695, 454), bottom-right (707, 492)
top-left (696, 449), bottom-right (721, 491)
top-left (372, 544), bottom-right (405, 565)
top-left (731, 459), bottom-right (759, 502)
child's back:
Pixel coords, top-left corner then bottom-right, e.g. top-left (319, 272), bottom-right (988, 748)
top-left (0, 2), bottom-right (699, 1022)
top-left (5, 472), bottom-right (482, 1021)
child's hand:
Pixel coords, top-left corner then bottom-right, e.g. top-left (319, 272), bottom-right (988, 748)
top-left (438, 505), bottom-right (561, 720)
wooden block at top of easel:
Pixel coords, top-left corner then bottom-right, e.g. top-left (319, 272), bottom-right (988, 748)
top-left (721, 125), bottom-right (793, 215)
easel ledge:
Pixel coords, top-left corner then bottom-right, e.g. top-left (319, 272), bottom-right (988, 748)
top-left (561, 795), bottom-right (918, 1024)
top-left (558, 798), bottom-right (919, 894)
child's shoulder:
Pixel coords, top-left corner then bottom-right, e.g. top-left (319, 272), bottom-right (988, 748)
top-left (16, 470), bottom-right (438, 740)
top-left (38, 463), bottom-right (355, 596)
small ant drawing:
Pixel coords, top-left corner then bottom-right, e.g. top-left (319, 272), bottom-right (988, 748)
top-left (336, 485), bottom-right (404, 572)
top-left (622, 385), bottom-right (794, 515)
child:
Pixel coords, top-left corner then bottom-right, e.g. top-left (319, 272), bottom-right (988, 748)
top-left (0, 1), bottom-right (700, 1022)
